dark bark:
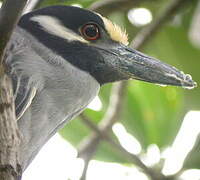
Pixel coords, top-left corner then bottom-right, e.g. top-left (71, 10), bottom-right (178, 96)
top-left (0, 0), bottom-right (28, 179)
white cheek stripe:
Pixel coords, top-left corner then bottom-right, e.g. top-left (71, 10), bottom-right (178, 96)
top-left (31, 15), bottom-right (88, 43)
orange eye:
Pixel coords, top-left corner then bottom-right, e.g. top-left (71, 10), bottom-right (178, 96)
top-left (81, 24), bottom-right (100, 40)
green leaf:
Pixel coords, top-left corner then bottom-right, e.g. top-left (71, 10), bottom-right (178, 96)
top-left (121, 81), bottom-right (183, 148)
top-left (60, 116), bottom-right (90, 146)
top-left (143, 24), bottom-right (200, 110)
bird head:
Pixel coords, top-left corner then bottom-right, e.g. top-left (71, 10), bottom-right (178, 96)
top-left (19, 5), bottom-right (196, 88)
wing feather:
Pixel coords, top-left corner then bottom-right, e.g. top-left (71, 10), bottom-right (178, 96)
top-left (11, 73), bottom-right (37, 120)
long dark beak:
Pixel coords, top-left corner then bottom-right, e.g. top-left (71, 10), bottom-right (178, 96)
top-left (112, 45), bottom-right (197, 89)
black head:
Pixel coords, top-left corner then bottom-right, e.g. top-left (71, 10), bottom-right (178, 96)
top-left (18, 5), bottom-right (196, 88)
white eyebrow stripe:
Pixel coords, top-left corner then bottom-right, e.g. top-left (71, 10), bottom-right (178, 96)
top-left (30, 15), bottom-right (88, 43)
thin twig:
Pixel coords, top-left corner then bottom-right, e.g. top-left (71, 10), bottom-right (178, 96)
top-left (79, 135), bottom-right (100, 180)
top-left (78, 83), bottom-right (127, 180)
top-left (89, 0), bottom-right (144, 15)
top-left (24, 0), bottom-right (45, 14)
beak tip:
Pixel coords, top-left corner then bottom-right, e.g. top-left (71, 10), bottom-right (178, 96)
top-left (116, 46), bottom-right (197, 89)
top-left (182, 81), bottom-right (197, 89)
top-left (181, 73), bottom-right (197, 89)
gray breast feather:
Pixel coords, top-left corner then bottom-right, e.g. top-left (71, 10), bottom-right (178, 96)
top-left (6, 27), bottom-right (100, 170)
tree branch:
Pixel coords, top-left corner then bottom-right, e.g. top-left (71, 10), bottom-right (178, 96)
top-left (80, 115), bottom-right (168, 180)
top-left (0, 0), bottom-right (28, 179)
top-left (0, 76), bottom-right (21, 180)
top-left (78, 83), bottom-right (127, 180)
top-left (78, 82), bottom-right (127, 158)
top-left (0, 0), bottom-right (27, 62)
top-left (89, 0), bottom-right (143, 15)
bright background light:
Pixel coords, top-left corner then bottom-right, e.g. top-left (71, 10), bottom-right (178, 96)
top-left (127, 8), bottom-right (152, 27)
top-left (22, 134), bottom-right (148, 180)
top-left (113, 123), bottom-right (141, 154)
top-left (87, 96), bottom-right (102, 111)
top-left (72, 3), bottom-right (83, 8)
top-left (180, 169), bottom-right (200, 180)
top-left (87, 160), bottom-right (148, 180)
top-left (162, 111), bottom-right (200, 175)
top-left (141, 144), bottom-right (161, 167)
top-left (22, 134), bottom-right (84, 180)
top-left (23, 111), bottom-right (200, 180)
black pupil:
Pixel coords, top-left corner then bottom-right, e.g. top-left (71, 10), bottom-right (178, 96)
top-left (85, 25), bottom-right (98, 38)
